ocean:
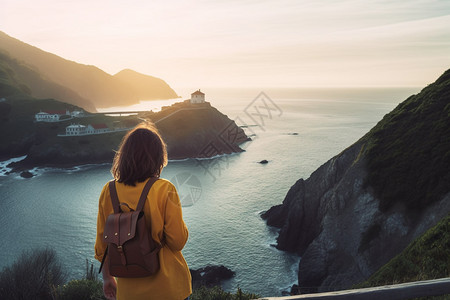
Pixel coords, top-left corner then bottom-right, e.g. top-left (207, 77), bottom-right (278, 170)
top-left (0, 87), bottom-right (419, 297)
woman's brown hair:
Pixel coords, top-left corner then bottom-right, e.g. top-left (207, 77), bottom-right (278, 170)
top-left (111, 122), bottom-right (167, 186)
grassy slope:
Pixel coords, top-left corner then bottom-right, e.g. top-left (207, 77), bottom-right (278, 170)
top-left (362, 69), bottom-right (450, 211)
top-left (356, 213), bottom-right (450, 287)
top-left (0, 95), bottom-right (79, 157)
top-left (353, 70), bottom-right (450, 298)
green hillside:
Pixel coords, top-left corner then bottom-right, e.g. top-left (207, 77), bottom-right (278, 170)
top-left (362, 69), bottom-right (450, 211)
top-left (356, 213), bottom-right (450, 287)
top-left (0, 94), bottom-right (107, 158)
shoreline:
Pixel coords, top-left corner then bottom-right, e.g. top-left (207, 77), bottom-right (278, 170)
top-left (1, 150), bottom-right (246, 177)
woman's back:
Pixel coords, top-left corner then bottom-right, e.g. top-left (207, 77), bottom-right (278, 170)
top-left (95, 123), bottom-right (192, 300)
top-left (95, 178), bottom-right (191, 300)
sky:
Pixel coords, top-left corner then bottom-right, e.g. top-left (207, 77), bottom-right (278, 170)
top-left (1, 0), bottom-right (450, 89)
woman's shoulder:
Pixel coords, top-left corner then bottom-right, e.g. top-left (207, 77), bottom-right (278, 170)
top-left (100, 180), bottom-right (112, 194)
top-left (154, 177), bottom-right (176, 190)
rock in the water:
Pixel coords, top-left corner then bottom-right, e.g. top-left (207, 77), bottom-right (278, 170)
top-left (20, 171), bottom-right (33, 178)
top-left (190, 265), bottom-right (235, 288)
top-left (259, 159), bottom-right (269, 164)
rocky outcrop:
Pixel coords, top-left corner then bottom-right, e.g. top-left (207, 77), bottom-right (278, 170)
top-left (263, 141), bottom-right (450, 292)
top-left (148, 102), bottom-right (250, 160)
top-left (263, 142), bottom-right (364, 255)
top-left (262, 69), bottom-right (450, 292)
top-left (190, 265), bottom-right (235, 289)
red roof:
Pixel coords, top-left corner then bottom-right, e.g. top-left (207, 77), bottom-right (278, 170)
top-left (91, 123), bottom-right (108, 129)
top-left (191, 90), bottom-right (204, 96)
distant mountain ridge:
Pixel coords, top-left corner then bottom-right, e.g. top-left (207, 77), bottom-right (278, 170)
top-left (114, 69), bottom-right (178, 101)
top-left (0, 31), bottom-right (178, 110)
top-left (0, 51), bottom-right (96, 112)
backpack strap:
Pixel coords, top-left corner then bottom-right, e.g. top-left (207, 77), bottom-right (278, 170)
top-left (136, 177), bottom-right (158, 211)
top-left (109, 178), bottom-right (158, 213)
top-left (108, 180), bottom-right (121, 213)
top-left (98, 245), bottom-right (108, 274)
top-left (100, 177), bottom-right (159, 274)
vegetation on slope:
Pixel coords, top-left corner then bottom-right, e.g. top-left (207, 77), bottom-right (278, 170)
top-left (0, 94), bottom-right (80, 157)
top-left (0, 91), bottom-right (139, 161)
top-left (0, 248), bottom-right (258, 300)
top-left (363, 69), bottom-right (450, 211)
top-left (356, 213), bottom-right (450, 287)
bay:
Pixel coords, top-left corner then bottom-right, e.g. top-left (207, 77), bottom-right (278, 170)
top-left (0, 87), bottom-right (419, 296)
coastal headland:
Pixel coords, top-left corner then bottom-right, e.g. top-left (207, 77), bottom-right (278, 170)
top-left (1, 98), bottom-right (250, 172)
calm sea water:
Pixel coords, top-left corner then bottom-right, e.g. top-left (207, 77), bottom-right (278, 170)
top-left (0, 87), bottom-right (419, 297)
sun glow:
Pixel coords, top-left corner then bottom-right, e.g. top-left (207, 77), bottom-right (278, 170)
top-left (1, 0), bottom-right (449, 88)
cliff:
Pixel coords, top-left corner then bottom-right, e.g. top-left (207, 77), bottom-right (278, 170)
top-left (262, 69), bottom-right (450, 292)
top-left (0, 31), bottom-right (177, 109)
top-left (147, 101), bottom-right (249, 159)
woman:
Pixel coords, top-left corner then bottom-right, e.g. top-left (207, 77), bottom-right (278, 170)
top-left (95, 122), bottom-right (192, 300)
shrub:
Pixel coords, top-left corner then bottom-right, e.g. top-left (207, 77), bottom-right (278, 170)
top-left (56, 259), bottom-right (105, 300)
top-left (57, 279), bottom-right (105, 300)
top-left (0, 248), bottom-right (66, 300)
top-left (190, 286), bottom-right (259, 300)
top-left (0, 249), bottom-right (258, 300)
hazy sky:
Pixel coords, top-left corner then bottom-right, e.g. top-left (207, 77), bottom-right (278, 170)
top-left (1, 0), bottom-right (450, 89)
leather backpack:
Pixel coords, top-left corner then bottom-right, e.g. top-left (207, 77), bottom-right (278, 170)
top-left (99, 177), bottom-right (163, 277)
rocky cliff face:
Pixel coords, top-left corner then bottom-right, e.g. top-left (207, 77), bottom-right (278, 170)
top-left (262, 69), bottom-right (450, 292)
top-left (154, 102), bottom-right (249, 160)
top-left (263, 141), bottom-right (450, 292)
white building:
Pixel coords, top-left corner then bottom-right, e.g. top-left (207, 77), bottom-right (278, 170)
top-left (65, 124), bottom-right (87, 135)
top-left (190, 89), bottom-right (205, 104)
top-left (64, 123), bottom-right (110, 136)
top-left (87, 124), bottom-right (109, 134)
top-left (35, 110), bottom-right (70, 122)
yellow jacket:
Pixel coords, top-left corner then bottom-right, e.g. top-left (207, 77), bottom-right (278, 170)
top-left (95, 178), bottom-right (192, 300)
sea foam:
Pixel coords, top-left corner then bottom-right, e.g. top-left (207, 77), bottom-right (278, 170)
top-left (0, 155), bottom-right (26, 176)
